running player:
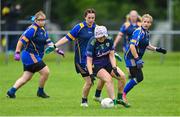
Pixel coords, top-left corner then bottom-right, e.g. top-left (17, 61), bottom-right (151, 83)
top-left (114, 10), bottom-right (141, 52)
top-left (45, 8), bottom-right (97, 107)
top-left (86, 25), bottom-right (126, 106)
top-left (7, 11), bottom-right (63, 98)
top-left (122, 14), bottom-right (167, 105)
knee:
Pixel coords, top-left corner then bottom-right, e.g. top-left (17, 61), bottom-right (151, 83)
top-left (121, 73), bottom-right (126, 81)
top-left (43, 68), bottom-right (50, 77)
top-left (136, 75), bottom-right (144, 83)
top-left (116, 72), bottom-right (126, 83)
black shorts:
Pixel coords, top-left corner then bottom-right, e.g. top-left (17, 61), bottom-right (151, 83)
top-left (129, 66), bottom-right (141, 77)
top-left (23, 61), bottom-right (46, 73)
top-left (129, 66), bottom-right (144, 82)
top-left (93, 63), bottom-right (113, 76)
top-left (75, 63), bottom-right (89, 77)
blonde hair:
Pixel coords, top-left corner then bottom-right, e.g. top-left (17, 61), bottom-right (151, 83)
top-left (35, 11), bottom-right (46, 19)
top-left (142, 14), bottom-right (153, 22)
top-left (126, 10), bottom-right (142, 22)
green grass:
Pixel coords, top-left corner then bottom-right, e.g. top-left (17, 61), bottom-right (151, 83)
top-left (0, 52), bottom-right (180, 116)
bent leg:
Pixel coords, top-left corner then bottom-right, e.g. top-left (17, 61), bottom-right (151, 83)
top-left (97, 69), bottom-right (115, 100)
top-left (81, 76), bottom-right (92, 106)
top-left (95, 79), bottom-right (104, 97)
top-left (82, 76), bottom-right (92, 98)
top-left (7, 71), bottom-right (33, 98)
top-left (13, 71), bottom-right (34, 89)
top-left (124, 67), bottom-right (143, 94)
top-left (38, 66), bottom-right (50, 88)
top-left (111, 67), bottom-right (126, 93)
top-left (37, 66), bottom-right (50, 98)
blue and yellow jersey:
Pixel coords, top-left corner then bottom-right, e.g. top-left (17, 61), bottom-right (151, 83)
top-left (124, 26), bottom-right (150, 67)
top-left (120, 21), bottom-right (141, 46)
top-left (86, 37), bottom-right (114, 66)
top-left (65, 21), bottom-right (96, 64)
top-left (19, 23), bottom-right (52, 65)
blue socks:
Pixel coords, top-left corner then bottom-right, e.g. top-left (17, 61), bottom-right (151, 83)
top-left (124, 79), bottom-right (137, 94)
top-left (8, 87), bottom-right (17, 94)
top-left (37, 87), bottom-right (44, 94)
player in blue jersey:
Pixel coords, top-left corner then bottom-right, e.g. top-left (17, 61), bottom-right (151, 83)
top-left (114, 10), bottom-right (142, 79)
top-left (86, 25), bottom-right (126, 106)
top-left (45, 8), bottom-right (97, 107)
top-left (122, 14), bottom-right (167, 105)
top-left (7, 11), bottom-right (63, 98)
top-left (114, 10), bottom-right (141, 52)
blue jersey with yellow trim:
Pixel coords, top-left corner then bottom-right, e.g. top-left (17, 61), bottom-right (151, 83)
top-left (86, 37), bottom-right (114, 66)
top-left (124, 26), bottom-right (150, 67)
top-left (20, 23), bottom-right (51, 65)
top-left (65, 21), bottom-right (96, 64)
top-left (120, 21), bottom-right (141, 47)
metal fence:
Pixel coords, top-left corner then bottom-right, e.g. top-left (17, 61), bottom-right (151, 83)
top-left (0, 30), bottom-right (180, 64)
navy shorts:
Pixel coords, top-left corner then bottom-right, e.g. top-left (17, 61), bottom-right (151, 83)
top-left (75, 63), bottom-right (89, 77)
top-left (23, 61), bottom-right (46, 73)
top-left (129, 66), bottom-right (144, 83)
top-left (93, 63), bottom-right (113, 76)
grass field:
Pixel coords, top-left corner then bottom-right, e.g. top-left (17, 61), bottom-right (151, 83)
top-left (0, 52), bottom-right (180, 116)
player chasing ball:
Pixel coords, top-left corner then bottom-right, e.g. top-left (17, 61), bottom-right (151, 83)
top-left (86, 25), bottom-right (127, 106)
top-left (122, 14), bottom-right (167, 105)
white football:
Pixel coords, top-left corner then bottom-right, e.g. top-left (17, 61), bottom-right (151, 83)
top-left (101, 98), bottom-right (114, 108)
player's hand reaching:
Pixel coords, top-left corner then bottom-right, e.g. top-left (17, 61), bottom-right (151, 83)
top-left (45, 45), bottom-right (56, 54)
top-left (90, 74), bottom-right (96, 85)
top-left (14, 52), bottom-right (20, 61)
top-left (56, 49), bottom-right (65, 57)
top-left (113, 67), bottom-right (120, 77)
top-left (135, 57), bottom-right (144, 69)
top-left (156, 47), bottom-right (167, 54)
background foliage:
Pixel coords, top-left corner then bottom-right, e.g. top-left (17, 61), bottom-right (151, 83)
top-left (3, 0), bottom-right (179, 29)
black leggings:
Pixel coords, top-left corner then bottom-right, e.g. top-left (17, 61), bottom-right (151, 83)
top-left (129, 66), bottom-right (144, 83)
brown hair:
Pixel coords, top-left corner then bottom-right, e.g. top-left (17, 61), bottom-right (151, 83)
top-left (84, 8), bottom-right (96, 17)
top-left (35, 11), bottom-right (46, 20)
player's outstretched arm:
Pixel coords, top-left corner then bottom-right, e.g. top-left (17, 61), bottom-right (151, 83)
top-left (45, 36), bottom-right (68, 54)
top-left (156, 47), bottom-right (167, 54)
top-left (55, 36), bottom-right (69, 48)
top-left (147, 44), bottom-right (167, 54)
